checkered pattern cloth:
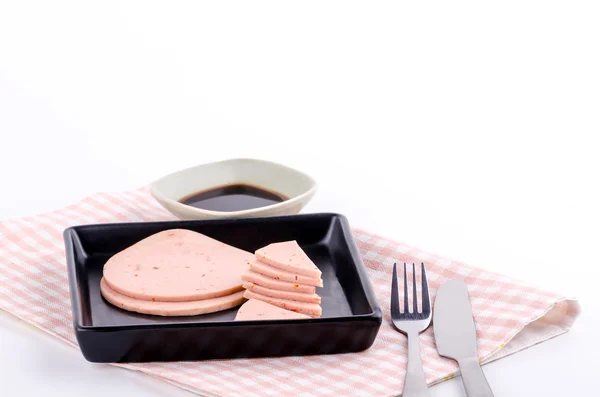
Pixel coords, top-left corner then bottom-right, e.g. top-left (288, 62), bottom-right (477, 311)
top-left (0, 188), bottom-right (580, 397)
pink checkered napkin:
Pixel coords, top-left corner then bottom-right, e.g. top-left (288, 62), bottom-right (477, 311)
top-left (0, 188), bottom-right (580, 397)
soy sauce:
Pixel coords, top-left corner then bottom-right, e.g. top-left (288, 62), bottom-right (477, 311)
top-left (179, 184), bottom-right (288, 212)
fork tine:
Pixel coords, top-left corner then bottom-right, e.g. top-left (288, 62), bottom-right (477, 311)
top-left (390, 263), bottom-right (400, 315)
top-left (403, 263), bottom-right (409, 313)
top-left (412, 263), bottom-right (418, 313)
top-left (421, 262), bottom-right (430, 312)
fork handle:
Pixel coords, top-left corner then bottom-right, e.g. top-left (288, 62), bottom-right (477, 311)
top-left (403, 331), bottom-right (430, 397)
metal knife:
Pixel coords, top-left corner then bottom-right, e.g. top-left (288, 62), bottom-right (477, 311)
top-left (433, 280), bottom-right (494, 397)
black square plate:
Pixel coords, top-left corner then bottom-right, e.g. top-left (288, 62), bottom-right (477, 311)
top-left (64, 213), bottom-right (382, 363)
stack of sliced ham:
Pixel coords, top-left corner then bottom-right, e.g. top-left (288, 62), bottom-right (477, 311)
top-left (99, 230), bottom-right (322, 320)
top-left (100, 229), bottom-right (251, 316)
top-left (241, 241), bottom-right (323, 318)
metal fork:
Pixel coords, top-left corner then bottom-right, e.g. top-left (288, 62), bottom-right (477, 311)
top-left (391, 262), bottom-right (432, 397)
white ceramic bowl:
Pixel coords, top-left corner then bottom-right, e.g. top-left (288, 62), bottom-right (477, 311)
top-left (150, 158), bottom-right (317, 220)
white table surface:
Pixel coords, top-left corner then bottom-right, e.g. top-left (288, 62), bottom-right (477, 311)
top-left (1, 1), bottom-right (598, 396)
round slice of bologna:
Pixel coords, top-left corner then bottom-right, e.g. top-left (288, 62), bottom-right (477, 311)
top-left (103, 229), bottom-right (254, 302)
top-left (100, 278), bottom-right (245, 316)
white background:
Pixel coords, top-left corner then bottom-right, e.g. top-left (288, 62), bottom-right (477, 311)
top-left (0, 1), bottom-right (598, 396)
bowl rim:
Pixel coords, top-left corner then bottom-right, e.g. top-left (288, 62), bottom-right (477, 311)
top-left (150, 158), bottom-right (318, 217)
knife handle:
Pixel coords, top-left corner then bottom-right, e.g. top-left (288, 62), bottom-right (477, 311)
top-left (458, 358), bottom-right (494, 397)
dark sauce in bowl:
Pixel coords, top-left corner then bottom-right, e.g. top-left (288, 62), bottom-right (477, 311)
top-left (179, 184), bottom-right (288, 212)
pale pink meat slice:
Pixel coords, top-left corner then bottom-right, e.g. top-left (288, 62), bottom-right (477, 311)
top-left (100, 278), bottom-right (245, 316)
top-left (249, 260), bottom-right (323, 287)
top-left (255, 241), bottom-right (321, 278)
top-left (234, 299), bottom-right (310, 321)
top-left (243, 290), bottom-right (322, 318)
top-left (241, 271), bottom-right (316, 294)
top-left (103, 229), bottom-right (253, 302)
top-left (242, 282), bottom-right (321, 304)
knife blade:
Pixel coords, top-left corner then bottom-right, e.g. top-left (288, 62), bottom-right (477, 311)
top-left (433, 280), bottom-right (494, 397)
